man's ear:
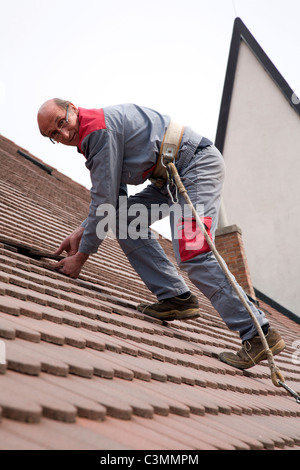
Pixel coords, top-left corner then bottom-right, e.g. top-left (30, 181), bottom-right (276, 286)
top-left (69, 103), bottom-right (78, 114)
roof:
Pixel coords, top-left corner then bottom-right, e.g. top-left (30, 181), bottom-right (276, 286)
top-left (0, 134), bottom-right (300, 451)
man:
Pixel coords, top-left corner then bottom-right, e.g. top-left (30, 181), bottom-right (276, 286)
top-left (37, 98), bottom-right (285, 369)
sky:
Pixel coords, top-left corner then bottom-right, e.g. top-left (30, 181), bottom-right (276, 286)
top-left (1, 0), bottom-right (300, 235)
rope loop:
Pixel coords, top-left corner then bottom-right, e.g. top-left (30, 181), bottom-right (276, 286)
top-left (271, 368), bottom-right (285, 387)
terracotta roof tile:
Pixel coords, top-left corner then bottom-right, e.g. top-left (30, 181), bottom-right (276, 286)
top-left (1, 134), bottom-right (300, 450)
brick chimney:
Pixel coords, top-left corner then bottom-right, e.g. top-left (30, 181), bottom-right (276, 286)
top-left (215, 224), bottom-right (256, 300)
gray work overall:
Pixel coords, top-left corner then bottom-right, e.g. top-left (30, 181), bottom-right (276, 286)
top-left (78, 104), bottom-right (269, 342)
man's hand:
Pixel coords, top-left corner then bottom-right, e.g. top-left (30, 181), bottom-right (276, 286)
top-left (54, 226), bottom-right (85, 257)
top-left (52, 226), bottom-right (88, 278)
top-left (54, 252), bottom-right (89, 278)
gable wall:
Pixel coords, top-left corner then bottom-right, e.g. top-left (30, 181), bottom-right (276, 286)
top-left (221, 39), bottom-right (300, 317)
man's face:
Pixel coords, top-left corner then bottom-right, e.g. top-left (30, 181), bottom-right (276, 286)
top-left (38, 100), bottom-right (80, 147)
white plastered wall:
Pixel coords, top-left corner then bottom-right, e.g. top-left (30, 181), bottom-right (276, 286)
top-left (222, 40), bottom-right (300, 317)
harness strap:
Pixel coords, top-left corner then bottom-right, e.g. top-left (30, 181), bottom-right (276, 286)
top-left (149, 121), bottom-right (184, 188)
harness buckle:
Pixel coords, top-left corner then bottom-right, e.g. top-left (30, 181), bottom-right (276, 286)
top-left (161, 147), bottom-right (176, 168)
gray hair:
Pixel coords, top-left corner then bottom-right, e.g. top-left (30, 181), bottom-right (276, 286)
top-left (53, 98), bottom-right (72, 109)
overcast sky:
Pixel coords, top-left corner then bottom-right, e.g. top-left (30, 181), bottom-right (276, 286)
top-left (1, 0), bottom-right (299, 231)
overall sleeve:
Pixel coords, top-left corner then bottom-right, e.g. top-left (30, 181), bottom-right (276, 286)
top-left (79, 128), bottom-right (125, 254)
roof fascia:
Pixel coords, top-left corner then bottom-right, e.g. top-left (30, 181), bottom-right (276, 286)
top-left (215, 17), bottom-right (300, 152)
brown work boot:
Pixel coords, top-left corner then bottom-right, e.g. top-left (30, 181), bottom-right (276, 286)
top-left (219, 327), bottom-right (285, 370)
top-left (137, 293), bottom-right (200, 321)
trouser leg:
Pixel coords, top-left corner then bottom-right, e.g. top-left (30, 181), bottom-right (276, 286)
top-left (116, 185), bottom-right (189, 300)
top-left (170, 145), bottom-right (269, 342)
top-left (175, 251), bottom-right (268, 341)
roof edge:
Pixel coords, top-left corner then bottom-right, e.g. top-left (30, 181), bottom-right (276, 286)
top-left (255, 288), bottom-right (300, 325)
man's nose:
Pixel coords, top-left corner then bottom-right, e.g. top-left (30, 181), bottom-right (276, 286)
top-left (59, 128), bottom-right (69, 141)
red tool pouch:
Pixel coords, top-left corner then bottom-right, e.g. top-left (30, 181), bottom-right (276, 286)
top-left (177, 217), bottom-right (213, 262)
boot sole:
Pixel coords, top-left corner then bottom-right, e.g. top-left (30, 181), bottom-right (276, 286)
top-left (219, 339), bottom-right (286, 370)
top-left (141, 308), bottom-right (200, 322)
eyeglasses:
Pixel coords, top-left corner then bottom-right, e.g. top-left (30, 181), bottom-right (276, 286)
top-left (49, 105), bottom-right (69, 144)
